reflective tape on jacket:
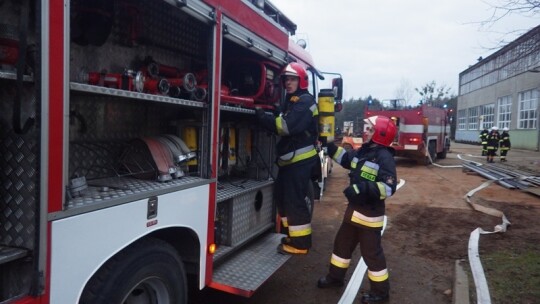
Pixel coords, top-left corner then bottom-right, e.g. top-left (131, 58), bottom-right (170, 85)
top-left (310, 104), bottom-right (319, 116)
top-left (275, 116), bottom-right (289, 136)
top-left (360, 161), bottom-right (379, 181)
top-left (368, 268), bottom-right (389, 282)
top-left (281, 217), bottom-right (288, 228)
top-left (288, 223), bottom-right (312, 237)
top-left (333, 146), bottom-right (346, 164)
top-left (275, 103), bottom-right (318, 136)
top-left (350, 210), bottom-right (384, 228)
top-left (377, 182), bottom-right (393, 200)
top-left (330, 253), bottom-right (351, 269)
top-left (277, 145), bottom-right (317, 166)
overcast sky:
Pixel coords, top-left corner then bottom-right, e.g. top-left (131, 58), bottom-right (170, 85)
top-left (270, 0), bottom-right (539, 103)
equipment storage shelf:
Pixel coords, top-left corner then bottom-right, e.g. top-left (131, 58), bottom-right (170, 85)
top-left (50, 175), bottom-right (210, 220)
top-left (0, 70), bottom-right (33, 82)
top-left (70, 83), bottom-right (206, 109)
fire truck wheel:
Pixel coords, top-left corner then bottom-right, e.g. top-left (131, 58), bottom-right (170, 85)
top-left (437, 146), bottom-right (448, 159)
top-left (428, 141), bottom-right (437, 163)
top-left (80, 238), bottom-right (187, 304)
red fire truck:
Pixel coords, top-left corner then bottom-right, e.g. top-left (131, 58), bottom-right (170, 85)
top-left (365, 102), bottom-right (451, 164)
top-left (0, 0), bottom-right (342, 303)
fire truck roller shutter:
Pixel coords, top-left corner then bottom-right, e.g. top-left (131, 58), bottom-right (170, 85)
top-left (80, 238), bottom-right (187, 304)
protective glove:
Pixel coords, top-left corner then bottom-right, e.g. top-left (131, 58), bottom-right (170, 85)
top-left (343, 184), bottom-right (360, 201)
top-left (254, 107), bottom-right (266, 120)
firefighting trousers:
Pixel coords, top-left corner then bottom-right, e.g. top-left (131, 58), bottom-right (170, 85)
top-left (328, 220), bottom-right (389, 295)
top-left (500, 148), bottom-right (509, 159)
top-left (274, 157), bottom-right (317, 250)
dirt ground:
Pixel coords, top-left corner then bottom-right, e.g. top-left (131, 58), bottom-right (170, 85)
top-left (192, 142), bottom-right (540, 304)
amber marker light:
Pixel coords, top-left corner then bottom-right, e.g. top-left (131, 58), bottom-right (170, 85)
top-left (208, 243), bottom-right (217, 254)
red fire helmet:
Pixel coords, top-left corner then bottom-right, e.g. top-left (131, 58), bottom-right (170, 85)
top-left (364, 115), bottom-right (397, 147)
top-left (282, 62), bottom-right (309, 90)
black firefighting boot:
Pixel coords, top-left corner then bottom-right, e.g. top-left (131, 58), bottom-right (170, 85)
top-left (360, 291), bottom-right (389, 304)
top-left (277, 244), bottom-right (308, 255)
top-left (317, 275), bottom-right (344, 288)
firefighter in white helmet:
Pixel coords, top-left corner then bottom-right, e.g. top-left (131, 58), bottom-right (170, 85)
top-left (317, 115), bottom-right (398, 304)
top-left (499, 127), bottom-right (511, 162)
top-left (255, 62), bottom-right (319, 255)
top-left (486, 126), bottom-right (500, 163)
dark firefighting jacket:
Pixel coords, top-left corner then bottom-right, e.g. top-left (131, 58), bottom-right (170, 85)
top-left (328, 141), bottom-right (397, 230)
top-left (258, 89), bottom-right (319, 167)
top-left (479, 129), bottom-right (489, 144)
top-left (499, 131), bottom-right (511, 150)
top-left (487, 131), bottom-right (500, 150)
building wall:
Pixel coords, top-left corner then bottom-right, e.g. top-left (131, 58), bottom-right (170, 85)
top-left (456, 26), bottom-right (540, 151)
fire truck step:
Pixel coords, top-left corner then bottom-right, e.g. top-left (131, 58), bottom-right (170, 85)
top-left (210, 233), bottom-right (291, 297)
top-left (0, 246), bottom-right (28, 265)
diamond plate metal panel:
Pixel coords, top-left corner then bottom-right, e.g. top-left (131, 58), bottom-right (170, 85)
top-left (0, 81), bottom-right (38, 250)
top-left (230, 184), bottom-right (273, 246)
top-left (212, 233), bottom-right (290, 292)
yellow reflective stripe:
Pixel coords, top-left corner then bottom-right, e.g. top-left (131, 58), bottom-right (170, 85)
top-left (275, 117), bottom-right (289, 136)
top-left (333, 147), bottom-right (346, 164)
top-left (311, 104), bottom-right (319, 116)
top-left (281, 217), bottom-right (288, 227)
top-left (353, 184), bottom-right (360, 194)
top-left (377, 182), bottom-right (392, 200)
top-left (360, 161), bottom-right (379, 181)
top-left (277, 148), bottom-right (317, 166)
top-left (330, 253), bottom-right (351, 269)
top-left (351, 157), bottom-right (358, 169)
top-left (361, 162), bottom-right (379, 175)
top-left (368, 269), bottom-right (389, 282)
top-left (288, 223), bottom-right (312, 237)
top-left (351, 211), bottom-right (384, 228)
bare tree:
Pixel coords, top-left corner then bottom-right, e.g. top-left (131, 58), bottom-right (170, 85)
top-left (415, 81), bottom-right (451, 106)
top-left (484, 0), bottom-right (540, 24)
top-left (394, 78), bottom-right (415, 107)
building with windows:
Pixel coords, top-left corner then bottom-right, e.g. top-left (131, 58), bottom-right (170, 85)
top-left (456, 24), bottom-right (540, 150)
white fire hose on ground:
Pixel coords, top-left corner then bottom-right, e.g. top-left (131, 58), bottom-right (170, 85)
top-left (338, 178), bottom-right (406, 304)
top-left (465, 179), bottom-right (511, 304)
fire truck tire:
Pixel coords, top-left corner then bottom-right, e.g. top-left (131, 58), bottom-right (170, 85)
top-left (437, 147), bottom-right (448, 159)
top-left (428, 141), bottom-right (437, 161)
top-left (80, 238), bottom-right (187, 304)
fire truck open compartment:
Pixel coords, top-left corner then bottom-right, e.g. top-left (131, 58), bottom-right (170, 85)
top-left (1, 0), bottom-right (317, 301)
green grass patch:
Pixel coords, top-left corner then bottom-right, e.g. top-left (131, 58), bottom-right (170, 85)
top-left (481, 249), bottom-right (540, 303)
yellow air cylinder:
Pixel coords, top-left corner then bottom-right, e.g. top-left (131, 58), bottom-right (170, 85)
top-left (228, 127), bottom-right (236, 166)
top-left (182, 127), bottom-right (198, 169)
top-left (318, 89), bottom-right (335, 144)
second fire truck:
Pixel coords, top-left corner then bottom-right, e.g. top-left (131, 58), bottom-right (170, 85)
top-left (365, 102), bottom-right (451, 164)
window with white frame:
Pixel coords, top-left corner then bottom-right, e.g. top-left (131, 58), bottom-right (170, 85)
top-left (468, 106), bottom-right (479, 130)
top-left (497, 95), bottom-right (512, 129)
top-left (457, 109), bottom-right (466, 130)
top-left (481, 104), bottom-right (495, 130)
top-left (518, 89), bottom-right (538, 129)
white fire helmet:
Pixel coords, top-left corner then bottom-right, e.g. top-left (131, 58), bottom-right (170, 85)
top-left (491, 126), bottom-right (499, 131)
top-left (503, 127), bottom-right (509, 131)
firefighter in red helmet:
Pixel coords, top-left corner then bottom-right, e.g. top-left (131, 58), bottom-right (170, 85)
top-left (317, 115), bottom-right (398, 304)
top-left (255, 62), bottom-right (319, 254)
